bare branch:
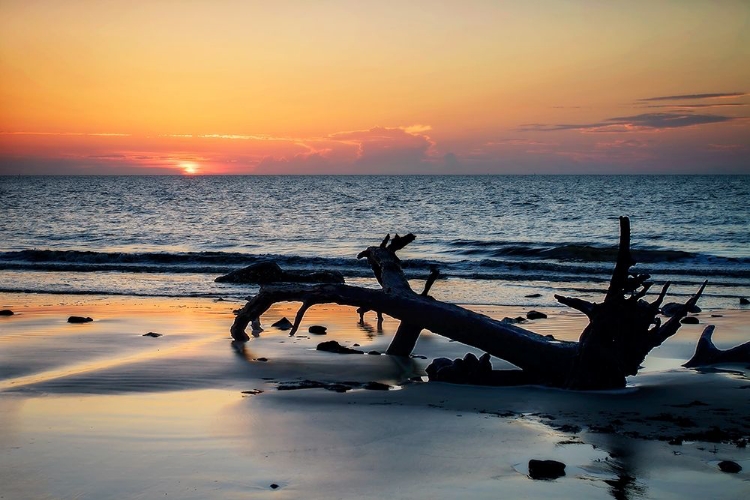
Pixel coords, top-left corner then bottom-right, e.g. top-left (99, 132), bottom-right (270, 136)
top-left (554, 294), bottom-right (595, 317)
top-left (650, 282), bottom-right (671, 309)
top-left (289, 300), bottom-right (313, 336)
top-left (422, 266), bottom-right (440, 296)
top-left (651, 281), bottom-right (707, 347)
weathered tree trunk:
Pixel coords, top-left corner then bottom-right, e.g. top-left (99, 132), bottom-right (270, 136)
top-left (230, 218), bottom-right (709, 390)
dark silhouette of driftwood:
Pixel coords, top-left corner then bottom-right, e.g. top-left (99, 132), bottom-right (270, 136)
top-left (684, 325), bottom-right (750, 368)
top-left (231, 217), bottom-right (715, 390)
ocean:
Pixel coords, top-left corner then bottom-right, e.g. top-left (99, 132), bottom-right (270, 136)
top-left (1, 175), bottom-right (748, 309)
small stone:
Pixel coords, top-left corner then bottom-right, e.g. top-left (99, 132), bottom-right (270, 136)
top-left (528, 459), bottom-right (566, 480)
top-left (740, 297), bottom-right (750, 305)
top-left (271, 317), bottom-right (294, 330)
top-left (68, 316), bottom-right (93, 323)
top-left (308, 325), bottom-right (327, 335)
top-left (718, 460), bottom-right (742, 473)
top-left (270, 483), bottom-right (279, 489)
top-left (316, 341), bottom-right (363, 354)
top-left (662, 302), bottom-right (701, 316)
top-left (367, 350), bottom-right (381, 356)
top-left (0, 309), bottom-right (14, 316)
top-left (526, 310), bottom-right (547, 320)
top-left (142, 332), bottom-right (162, 337)
top-left (681, 316), bottom-right (699, 324)
top-left (525, 293), bottom-right (542, 298)
top-left (668, 438), bottom-right (683, 445)
top-left (255, 357), bottom-right (268, 362)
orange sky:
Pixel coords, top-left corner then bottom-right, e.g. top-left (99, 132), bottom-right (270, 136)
top-left (1, 0), bottom-right (748, 174)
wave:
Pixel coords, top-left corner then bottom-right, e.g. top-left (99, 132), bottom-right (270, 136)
top-left (1, 248), bottom-right (748, 282)
top-left (0, 249), bottom-right (371, 276)
top-left (447, 239), bottom-right (722, 263)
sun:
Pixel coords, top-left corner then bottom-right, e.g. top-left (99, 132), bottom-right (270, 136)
top-left (179, 161), bottom-right (199, 175)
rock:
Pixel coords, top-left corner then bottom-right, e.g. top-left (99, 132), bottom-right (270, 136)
top-left (426, 352), bottom-right (493, 384)
top-left (241, 389), bottom-right (264, 395)
top-left (501, 316), bottom-right (526, 324)
top-left (681, 316), bottom-right (699, 324)
top-left (270, 484), bottom-right (279, 489)
top-left (661, 302), bottom-right (701, 316)
top-left (528, 459), bottom-right (566, 480)
top-left (308, 325), bottom-right (327, 335)
top-left (142, 332), bottom-right (162, 337)
top-left (316, 341), bottom-right (363, 354)
top-left (462, 352), bottom-right (480, 374)
top-left (215, 261), bottom-right (344, 284)
top-left (740, 297), bottom-right (750, 305)
top-left (0, 309), bottom-right (14, 316)
top-left (68, 316), bottom-right (93, 323)
top-left (426, 357), bottom-right (453, 380)
top-left (367, 350), bottom-right (381, 355)
top-left (526, 310), bottom-right (547, 320)
top-left (278, 380), bottom-right (327, 391)
top-left (277, 379), bottom-right (354, 392)
top-left (364, 381), bottom-right (390, 391)
top-left (271, 317), bottom-right (294, 330)
top-left (478, 352), bottom-right (493, 375)
top-left (525, 293), bottom-right (542, 298)
top-left (718, 460), bottom-right (742, 473)
top-left (255, 357), bottom-right (268, 362)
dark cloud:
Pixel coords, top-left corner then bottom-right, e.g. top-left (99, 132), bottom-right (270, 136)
top-left (0, 157), bottom-right (177, 175)
top-left (520, 112), bottom-right (735, 132)
top-left (638, 92), bottom-right (746, 102)
top-left (640, 103), bottom-right (747, 109)
top-left (86, 153), bottom-right (127, 159)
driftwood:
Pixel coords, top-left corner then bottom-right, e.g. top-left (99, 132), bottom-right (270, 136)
top-left (216, 261), bottom-right (344, 284)
top-left (684, 325), bottom-right (750, 368)
top-left (231, 218), bottom-right (718, 390)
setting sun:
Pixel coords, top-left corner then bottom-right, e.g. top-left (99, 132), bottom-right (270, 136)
top-left (179, 162), bottom-right (199, 175)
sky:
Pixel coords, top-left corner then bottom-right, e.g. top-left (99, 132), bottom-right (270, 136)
top-left (1, 0), bottom-right (749, 175)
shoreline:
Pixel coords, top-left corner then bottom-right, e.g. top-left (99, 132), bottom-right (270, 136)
top-left (1, 292), bottom-right (748, 498)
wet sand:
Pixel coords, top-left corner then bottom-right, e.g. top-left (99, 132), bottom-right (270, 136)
top-left (1, 293), bottom-right (748, 499)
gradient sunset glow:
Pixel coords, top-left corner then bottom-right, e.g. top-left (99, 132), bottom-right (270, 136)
top-left (1, 1), bottom-right (748, 175)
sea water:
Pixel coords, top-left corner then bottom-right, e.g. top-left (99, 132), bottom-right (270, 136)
top-left (1, 175), bottom-right (748, 308)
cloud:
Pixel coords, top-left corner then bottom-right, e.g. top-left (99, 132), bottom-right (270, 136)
top-left (638, 92), bottom-right (746, 102)
top-left (485, 139), bottom-right (556, 147)
top-left (253, 152), bottom-right (332, 174)
top-left (0, 131), bottom-right (131, 136)
top-left (706, 143), bottom-right (748, 152)
top-left (520, 112), bottom-right (735, 133)
top-left (0, 157), bottom-right (177, 175)
top-left (248, 126), bottom-right (442, 174)
top-left (639, 103), bottom-right (747, 109)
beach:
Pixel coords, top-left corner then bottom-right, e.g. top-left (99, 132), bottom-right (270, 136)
top-left (1, 292), bottom-right (748, 499)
